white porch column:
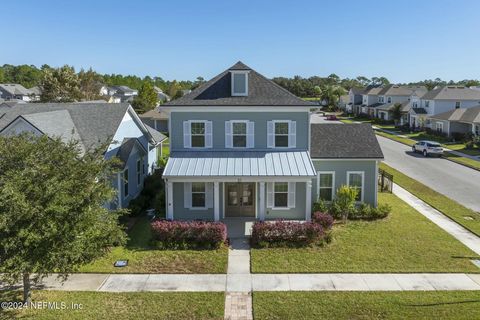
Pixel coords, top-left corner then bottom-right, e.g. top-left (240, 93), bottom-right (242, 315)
top-left (259, 182), bottom-right (265, 221)
top-left (117, 172), bottom-right (122, 209)
top-left (214, 181), bottom-right (220, 221)
top-left (305, 180), bottom-right (312, 222)
top-left (166, 181), bottom-right (173, 220)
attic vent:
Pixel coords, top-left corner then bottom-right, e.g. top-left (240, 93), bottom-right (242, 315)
top-left (231, 71), bottom-right (248, 96)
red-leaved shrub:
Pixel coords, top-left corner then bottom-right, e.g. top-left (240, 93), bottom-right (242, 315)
top-left (151, 220), bottom-right (227, 249)
top-left (312, 212), bottom-right (334, 229)
top-left (251, 220), bottom-right (324, 248)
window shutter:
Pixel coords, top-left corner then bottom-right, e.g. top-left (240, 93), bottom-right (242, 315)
top-left (288, 121), bottom-right (296, 148)
top-left (183, 121), bottom-right (191, 148)
top-left (247, 121), bottom-right (255, 148)
top-left (184, 182), bottom-right (192, 208)
top-left (266, 182), bottom-right (274, 208)
top-left (225, 121), bottom-right (232, 148)
top-left (267, 121), bottom-right (274, 148)
top-left (288, 182), bottom-right (296, 208)
top-left (205, 121), bottom-right (213, 148)
top-left (206, 183), bottom-right (213, 208)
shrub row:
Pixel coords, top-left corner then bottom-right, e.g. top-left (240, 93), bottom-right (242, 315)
top-left (313, 199), bottom-right (391, 221)
top-left (251, 220), bottom-right (326, 248)
top-left (151, 220), bottom-right (227, 249)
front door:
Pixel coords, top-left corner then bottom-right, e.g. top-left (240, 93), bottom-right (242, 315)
top-left (225, 183), bottom-right (255, 217)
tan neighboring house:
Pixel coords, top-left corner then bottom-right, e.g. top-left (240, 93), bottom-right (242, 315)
top-left (139, 108), bottom-right (169, 133)
top-left (427, 105), bottom-right (480, 137)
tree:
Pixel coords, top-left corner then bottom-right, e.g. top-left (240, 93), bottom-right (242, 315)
top-left (318, 85), bottom-right (347, 110)
top-left (40, 65), bottom-right (82, 102)
top-left (132, 81), bottom-right (158, 113)
top-left (0, 134), bottom-right (127, 302)
top-left (392, 103), bottom-right (403, 125)
top-left (78, 68), bottom-right (103, 101)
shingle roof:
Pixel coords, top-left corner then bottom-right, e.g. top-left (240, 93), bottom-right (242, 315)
top-left (350, 87), bottom-right (365, 95)
top-left (0, 103), bottom-right (130, 151)
top-left (310, 123), bottom-right (383, 159)
top-left (163, 61), bottom-right (313, 106)
top-left (412, 107), bottom-right (428, 115)
top-left (430, 105), bottom-right (480, 123)
top-left (115, 138), bottom-right (147, 167)
top-left (163, 151), bottom-right (316, 177)
top-left (144, 124), bottom-right (167, 144)
top-left (139, 108), bottom-right (169, 120)
top-left (375, 100), bottom-right (410, 112)
top-left (421, 86), bottom-right (480, 100)
top-left (0, 83), bottom-right (33, 96)
top-left (364, 87), bottom-right (382, 95)
top-left (377, 84), bottom-right (427, 97)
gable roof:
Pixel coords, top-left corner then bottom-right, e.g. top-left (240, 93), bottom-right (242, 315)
top-left (310, 123), bottom-right (383, 159)
top-left (163, 61), bottom-right (313, 106)
top-left (430, 105), bottom-right (480, 123)
top-left (350, 87), bottom-right (365, 95)
top-left (144, 124), bottom-right (167, 144)
top-left (0, 83), bottom-right (33, 96)
top-left (115, 138), bottom-right (147, 167)
top-left (421, 86), bottom-right (480, 100)
top-left (364, 87), bottom-right (382, 95)
top-left (377, 84), bottom-right (427, 97)
top-left (0, 103), bottom-right (130, 151)
top-left (375, 100), bottom-right (410, 112)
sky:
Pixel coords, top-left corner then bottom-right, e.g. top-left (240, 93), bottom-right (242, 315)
top-left (1, 0), bottom-right (480, 83)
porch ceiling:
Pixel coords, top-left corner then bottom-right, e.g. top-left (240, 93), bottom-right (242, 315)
top-left (163, 151), bottom-right (316, 178)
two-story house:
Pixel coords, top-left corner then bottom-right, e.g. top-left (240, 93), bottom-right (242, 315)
top-left (161, 62), bottom-right (383, 222)
top-left (374, 85), bottom-right (427, 121)
top-left (410, 86), bottom-right (480, 129)
top-left (0, 102), bottom-right (166, 209)
top-left (0, 83), bottom-right (38, 102)
top-left (347, 87), bottom-right (364, 114)
top-left (361, 86), bottom-right (383, 116)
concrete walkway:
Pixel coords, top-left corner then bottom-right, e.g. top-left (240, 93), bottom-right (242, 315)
top-left (393, 184), bottom-right (480, 255)
top-left (10, 272), bottom-right (480, 292)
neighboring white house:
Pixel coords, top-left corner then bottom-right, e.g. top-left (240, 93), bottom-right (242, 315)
top-left (409, 86), bottom-right (480, 129)
top-left (100, 85), bottom-right (138, 103)
top-left (428, 105), bottom-right (480, 137)
top-left (154, 86), bottom-right (171, 103)
top-left (0, 83), bottom-right (39, 102)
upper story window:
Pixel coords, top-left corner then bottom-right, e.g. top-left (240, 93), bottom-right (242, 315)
top-left (425, 101), bottom-right (430, 108)
top-left (387, 97), bottom-right (392, 103)
top-left (267, 120), bottom-right (296, 148)
top-left (225, 120), bottom-right (255, 148)
top-left (231, 71), bottom-right (248, 96)
top-left (183, 120), bottom-right (213, 148)
top-left (455, 101), bottom-right (461, 109)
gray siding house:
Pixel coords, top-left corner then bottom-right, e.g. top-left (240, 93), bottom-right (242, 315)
top-left (0, 103), bottom-right (166, 209)
top-left (161, 62), bottom-right (383, 222)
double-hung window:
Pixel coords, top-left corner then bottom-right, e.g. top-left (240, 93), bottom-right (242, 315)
top-left (317, 172), bottom-right (335, 201)
top-left (191, 182), bottom-right (206, 208)
top-left (387, 97), bottom-right (392, 103)
top-left (455, 101), bottom-right (461, 109)
top-left (232, 122), bottom-right (247, 147)
top-left (225, 120), bottom-right (254, 148)
top-left (347, 171), bottom-right (364, 202)
top-left (425, 101), bottom-right (430, 108)
top-left (475, 125), bottom-right (479, 136)
top-left (123, 169), bottom-right (129, 196)
top-left (267, 120), bottom-right (296, 148)
top-left (274, 122), bottom-right (289, 147)
top-left (274, 182), bottom-right (289, 208)
top-left (436, 122), bottom-right (443, 133)
top-left (191, 122), bottom-right (205, 147)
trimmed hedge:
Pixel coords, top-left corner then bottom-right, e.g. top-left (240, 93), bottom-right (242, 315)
top-left (251, 220), bottom-right (325, 248)
top-left (312, 212), bottom-right (334, 229)
top-left (151, 220), bottom-right (227, 249)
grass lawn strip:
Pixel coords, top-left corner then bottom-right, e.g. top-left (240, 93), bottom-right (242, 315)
top-left (250, 193), bottom-right (479, 273)
top-left (380, 163), bottom-right (480, 236)
top-left (0, 290), bottom-right (224, 320)
top-left (253, 291), bottom-right (480, 320)
top-left (79, 217), bottom-right (228, 274)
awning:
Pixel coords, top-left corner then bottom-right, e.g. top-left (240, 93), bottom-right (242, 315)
top-left (163, 151), bottom-right (316, 178)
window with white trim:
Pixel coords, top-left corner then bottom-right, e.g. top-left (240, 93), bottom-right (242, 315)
top-left (274, 122), bottom-right (289, 147)
top-left (436, 122), bottom-right (443, 133)
top-left (347, 171), bottom-right (364, 202)
top-left (274, 182), bottom-right (289, 207)
top-left (191, 122), bottom-right (205, 147)
top-left (191, 182), bottom-right (206, 208)
top-left (387, 96), bottom-right (392, 103)
top-left (318, 172), bottom-right (335, 201)
top-left (232, 121), bottom-right (247, 147)
top-left (475, 124), bottom-right (479, 136)
top-left (455, 101), bottom-right (461, 109)
top-left (425, 101), bottom-right (430, 108)
top-left (225, 120), bottom-right (254, 148)
top-left (136, 158), bottom-right (141, 186)
top-left (267, 120), bottom-right (296, 148)
top-left (183, 120), bottom-right (212, 148)
top-left (231, 72), bottom-right (248, 96)
top-left (123, 169), bottom-right (129, 196)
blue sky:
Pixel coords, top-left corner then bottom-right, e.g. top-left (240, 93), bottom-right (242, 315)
top-left (1, 0), bottom-right (479, 82)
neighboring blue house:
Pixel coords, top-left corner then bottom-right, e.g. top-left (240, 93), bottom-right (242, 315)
top-left (0, 102), bottom-right (166, 209)
top-left (162, 62), bottom-right (383, 221)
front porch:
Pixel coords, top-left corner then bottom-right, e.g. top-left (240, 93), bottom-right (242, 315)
top-left (162, 151), bottom-right (317, 223)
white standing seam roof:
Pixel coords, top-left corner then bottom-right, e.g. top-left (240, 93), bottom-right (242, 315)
top-left (163, 151), bottom-right (316, 177)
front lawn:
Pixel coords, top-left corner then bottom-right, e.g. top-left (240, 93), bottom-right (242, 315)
top-left (250, 193), bottom-right (479, 273)
top-left (79, 217), bottom-right (228, 274)
top-left (380, 163), bottom-right (480, 236)
top-left (0, 290), bottom-right (224, 320)
top-left (253, 291), bottom-right (480, 320)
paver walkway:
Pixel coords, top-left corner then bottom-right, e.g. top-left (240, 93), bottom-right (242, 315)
top-left (393, 183), bottom-right (480, 255)
top-left (225, 238), bottom-right (253, 320)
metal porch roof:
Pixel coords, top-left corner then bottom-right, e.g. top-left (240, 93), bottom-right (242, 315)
top-left (163, 151), bottom-right (316, 177)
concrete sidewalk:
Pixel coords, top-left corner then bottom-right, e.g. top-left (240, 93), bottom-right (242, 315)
top-left (8, 272), bottom-right (480, 292)
top-left (393, 184), bottom-right (480, 255)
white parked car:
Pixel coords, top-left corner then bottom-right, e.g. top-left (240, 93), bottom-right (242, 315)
top-left (412, 140), bottom-right (444, 157)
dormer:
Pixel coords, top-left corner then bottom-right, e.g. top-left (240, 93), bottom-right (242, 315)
top-left (229, 61), bottom-right (250, 97)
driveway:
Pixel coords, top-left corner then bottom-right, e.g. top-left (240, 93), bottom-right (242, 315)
top-left (378, 135), bottom-right (480, 213)
top-left (310, 113), bottom-right (343, 124)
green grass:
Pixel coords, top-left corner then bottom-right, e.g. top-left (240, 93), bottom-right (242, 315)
top-left (445, 143), bottom-right (480, 156)
top-left (0, 290), bottom-right (224, 320)
top-left (253, 291), bottom-right (480, 320)
top-left (380, 163), bottom-right (480, 236)
top-left (250, 193), bottom-right (479, 273)
top-left (375, 130), bottom-right (416, 145)
top-left (79, 217), bottom-right (228, 274)
top-left (161, 138), bottom-right (170, 157)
